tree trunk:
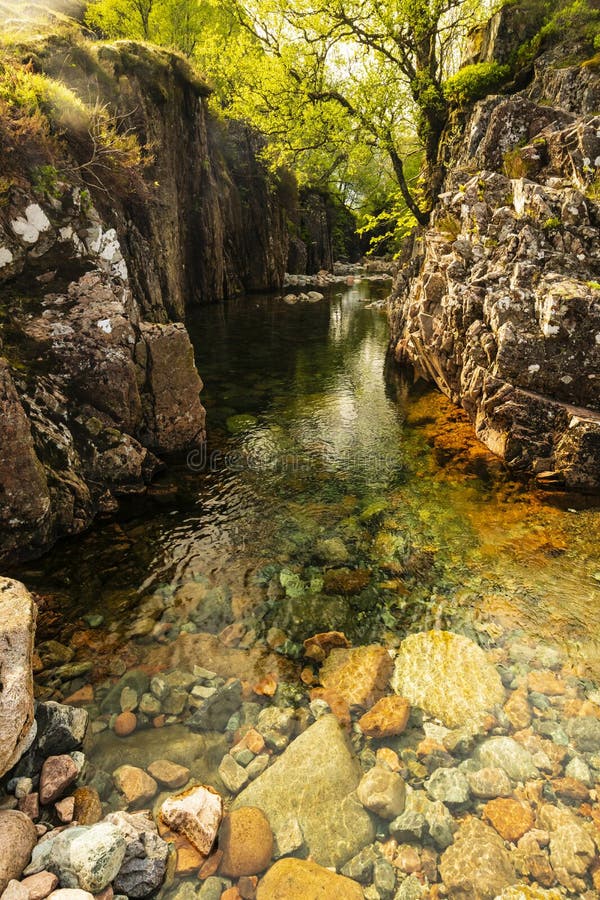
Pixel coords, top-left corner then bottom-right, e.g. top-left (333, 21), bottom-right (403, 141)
top-left (388, 146), bottom-right (429, 227)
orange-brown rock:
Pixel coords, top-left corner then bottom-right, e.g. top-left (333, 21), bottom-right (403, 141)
top-left (63, 685), bottom-right (94, 706)
top-left (527, 671), bottom-right (566, 696)
top-left (358, 696), bottom-right (410, 738)
top-left (253, 675), bottom-right (278, 698)
top-left (309, 687), bottom-right (351, 728)
top-left (504, 690), bottom-right (532, 731)
top-left (221, 888), bottom-right (242, 900)
top-left (551, 777), bottom-right (590, 803)
top-left (579, 700), bottom-right (600, 719)
top-left (113, 765), bottom-right (158, 808)
top-left (114, 711), bottom-right (137, 737)
top-left (416, 737), bottom-right (446, 757)
top-left (198, 849), bottom-right (223, 880)
top-left (232, 728), bottom-right (265, 756)
top-left (303, 631), bottom-right (350, 663)
top-left (218, 807), bottom-right (274, 878)
top-left (320, 645), bottom-right (393, 709)
top-left (483, 798), bottom-right (535, 843)
top-left (175, 840), bottom-right (204, 875)
top-left (376, 748), bottom-right (401, 772)
top-left (300, 667), bottom-right (316, 686)
top-left (256, 858), bottom-right (363, 899)
top-left (238, 875), bottom-right (259, 900)
top-left (72, 787), bottom-right (103, 826)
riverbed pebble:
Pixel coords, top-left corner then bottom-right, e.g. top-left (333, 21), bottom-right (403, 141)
top-left (218, 807), bottom-right (273, 877)
top-left (112, 767), bottom-right (157, 808)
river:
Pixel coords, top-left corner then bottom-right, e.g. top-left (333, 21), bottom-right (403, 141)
top-left (9, 278), bottom-right (600, 892)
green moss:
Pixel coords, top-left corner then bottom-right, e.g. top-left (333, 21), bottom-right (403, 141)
top-left (443, 62), bottom-right (511, 107)
top-left (436, 213), bottom-right (461, 241)
top-left (542, 216), bottom-right (561, 232)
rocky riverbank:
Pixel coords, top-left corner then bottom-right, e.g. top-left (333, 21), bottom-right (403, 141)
top-left (388, 15), bottom-right (600, 491)
top-left (3, 575), bottom-right (600, 899)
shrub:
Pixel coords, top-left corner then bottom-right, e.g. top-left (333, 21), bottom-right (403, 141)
top-left (443, 62), bottom-right (511, 107)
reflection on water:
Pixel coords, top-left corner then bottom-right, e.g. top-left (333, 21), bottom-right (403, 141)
top-left (11, 279), bottom-right (600, 897)
top-left (14, 279), bottom-right (600, 672)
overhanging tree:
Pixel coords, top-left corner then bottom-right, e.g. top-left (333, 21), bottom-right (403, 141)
top-left (228, 0), bottom-right (488, 224)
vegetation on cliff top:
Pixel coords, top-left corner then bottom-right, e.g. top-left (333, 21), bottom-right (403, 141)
top-left (1, 0), bottom-right (599, 253)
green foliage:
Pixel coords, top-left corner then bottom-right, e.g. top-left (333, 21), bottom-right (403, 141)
top-left (516, 0), bottom-right (600, 66)
top-left (542, 216), bottom-right (561, 231)
top-left (443, 62), bottom-right (510, 106)
top-left (84, 0), bottom-right (494, 226)
top-left (0, 60), bottom-right (143, 192)
top-left (436, 213), bottom-right (462, 240)
top-left (32, 164), bottom-right (61, 198)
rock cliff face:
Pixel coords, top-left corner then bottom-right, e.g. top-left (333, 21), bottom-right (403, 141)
top-left (0, 39), bottom-right (354, 562)
top-left (389, 42), bottom-right (600, 490)
top-left (32, 40), bottom-right (298, 321)
top-left (0, 187), bottom-right (205, 563)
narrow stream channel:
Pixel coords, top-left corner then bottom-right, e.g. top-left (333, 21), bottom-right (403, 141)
top-left (10, 277), bottom-right (600, 894)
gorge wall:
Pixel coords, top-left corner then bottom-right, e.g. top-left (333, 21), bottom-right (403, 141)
top-left (389, 21), bottom-right (600, 491)
top-left (0, 38), bottom-right (349, 564)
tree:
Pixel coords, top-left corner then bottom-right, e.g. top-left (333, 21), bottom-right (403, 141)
top-left (86, 0), bottom-right (156, 39)
top-left (84, 0), bottom-right (496, 230)
top-left (225, 0), bottom-right (489, 224)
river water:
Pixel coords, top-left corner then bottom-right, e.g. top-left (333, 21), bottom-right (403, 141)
top-left (10, 278), bottom-right (600, 891)
top-left (17, 278), bottom-right (600, 671)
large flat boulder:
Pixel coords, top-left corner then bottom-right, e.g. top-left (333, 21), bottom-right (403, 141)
top-left (392, 630), bottom-right (504, 730)
top-left (0, 579), bottom-right (37, 777)
top-left (232, 714), bottom-right (375, 868)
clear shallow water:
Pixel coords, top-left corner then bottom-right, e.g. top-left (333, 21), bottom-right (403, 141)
top-left (9, 277), bottom-right (600, 895)
top-left (15, 278), bottom-right (600, 676)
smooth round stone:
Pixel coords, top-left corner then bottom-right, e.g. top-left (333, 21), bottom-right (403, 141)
top-left (0, 811), bottom-right (38, 893)
top-left (114, 712), bottom-right (137, 737)
top-left (218, 807), bottom-right (274, 877)
top-left (256, 858), bottom-right (363, 899)
top-left (147, 759), bottom-right (190, 789)
top-left (357, 766), bottom-right (406, 820)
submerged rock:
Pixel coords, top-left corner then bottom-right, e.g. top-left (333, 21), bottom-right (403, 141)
top-left (320, 646), bottom-right (393, 709)
top-left (232, 715), bottom-right (375, 868)
top-left (439, 817), bottom-right (517, 899)
top-left (356, 766), bottom-right (406, 820)
top-left (218, 807), bottom-right (274, 877)
top-left (473, 737), bottom-right (539, 782)
top-left (159, 785), bottom-right (223, 856)
top-left (256, 858), bottom-right (363, 899)
top-left (0, 579), bottom-right (37, 778)
top-left (392, 630), bottom-right (504, 729)
top-left (357, 696), bottom-right (410, 738)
